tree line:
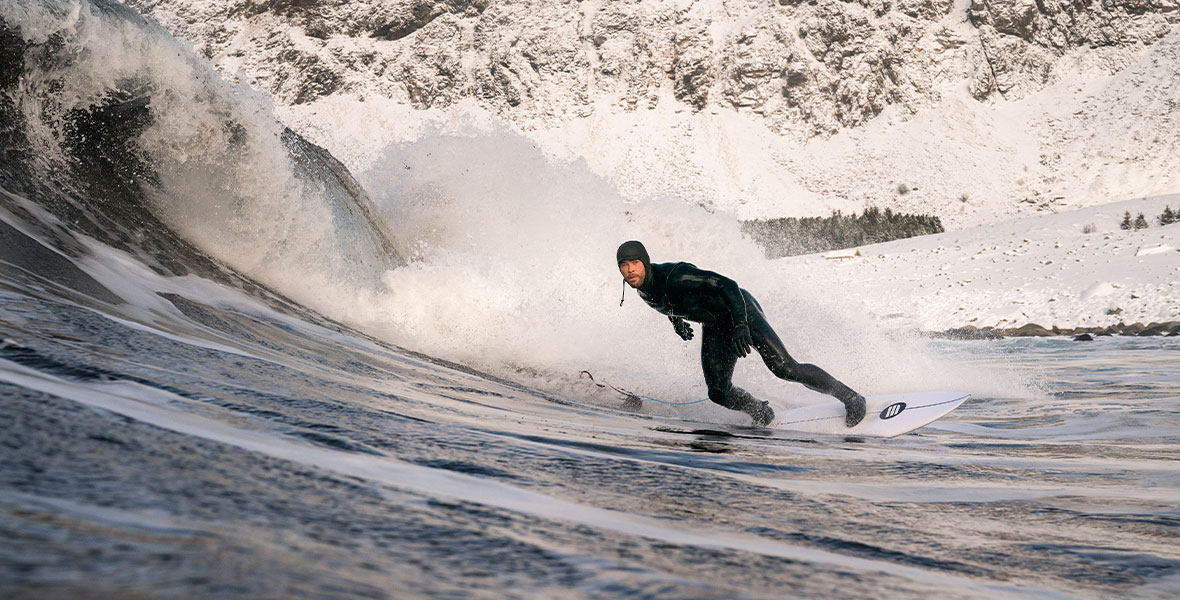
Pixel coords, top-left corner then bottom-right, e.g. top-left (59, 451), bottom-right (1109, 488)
top-left (1121, 206), bottom-right (1177, 230)
top-left (741, 206), bottom-right (944, 258)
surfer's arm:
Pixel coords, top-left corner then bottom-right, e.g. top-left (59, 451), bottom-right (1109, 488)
top-left (669, 316), bottom-right (693, 341)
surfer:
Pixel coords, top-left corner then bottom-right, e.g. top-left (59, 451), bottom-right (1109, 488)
top-left (616, 240), bottom-right (866, 427)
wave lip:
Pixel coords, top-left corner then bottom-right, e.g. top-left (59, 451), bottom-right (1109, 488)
top-left (0, 0), bottom-right (402, 308)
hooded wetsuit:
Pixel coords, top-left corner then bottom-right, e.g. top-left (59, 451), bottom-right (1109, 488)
top-left (617, 240), bottom-right (864, 425)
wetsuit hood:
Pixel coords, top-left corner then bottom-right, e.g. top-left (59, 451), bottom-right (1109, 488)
top-left (616, 240), bottom-right (651, 280)
top-left (617, 240), bottom-right (653, 304)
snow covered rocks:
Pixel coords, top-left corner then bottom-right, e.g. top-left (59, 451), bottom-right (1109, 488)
top-left (125, 0), bottom-right (1180, 224)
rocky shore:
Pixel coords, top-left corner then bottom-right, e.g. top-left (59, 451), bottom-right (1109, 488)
top-left (937, 321), bottom-right (1180, 340)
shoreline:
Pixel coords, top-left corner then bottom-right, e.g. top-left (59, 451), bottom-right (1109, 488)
top-left (933, 321), bottom-right (1180, 340)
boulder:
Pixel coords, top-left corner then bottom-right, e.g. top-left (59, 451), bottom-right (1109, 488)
top-left (1006, 323), bottom-right (1055, 337)
top-left (1119, 322), bottom-right (1147, 336)
top-left (1140, 321), bottom-right (1180, 337)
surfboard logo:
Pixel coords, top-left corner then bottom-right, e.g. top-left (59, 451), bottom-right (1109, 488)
top-left (880, 402), bottom-right (907, 420)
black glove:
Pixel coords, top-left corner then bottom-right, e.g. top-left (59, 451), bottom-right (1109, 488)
top-left (670, 317), bottom-right (694, 341)
top-left (733, 323), bottom-right (753, 357)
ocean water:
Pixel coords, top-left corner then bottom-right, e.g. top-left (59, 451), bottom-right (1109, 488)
top-left (2, 2), bottom-right (1178, 598)
top-left (2, 253), bottom-right (1178, 599)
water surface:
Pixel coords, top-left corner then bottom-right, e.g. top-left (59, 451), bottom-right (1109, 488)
top-left (2, 280), bottom-right (1177, 599)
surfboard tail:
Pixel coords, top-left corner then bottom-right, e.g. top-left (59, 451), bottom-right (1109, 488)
top-left (773, 392), bottom-right (970, 437)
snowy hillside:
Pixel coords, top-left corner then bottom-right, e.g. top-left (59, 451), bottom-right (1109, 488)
top-left (115, 0), bottom-right (1180, 333)
top-left (127, 0), bottom-right (1180, 228)
top-left (785, 195), bottom-right (1180, 333)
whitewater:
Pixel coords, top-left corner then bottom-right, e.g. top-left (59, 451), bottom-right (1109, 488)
top-left (2, 1), bottom-right (1178, 598)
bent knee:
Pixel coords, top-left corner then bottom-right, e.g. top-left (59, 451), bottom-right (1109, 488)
top-left (708, 387), bottom-right (736, 408)
top-left (708, 387), bottom-right (728, 403)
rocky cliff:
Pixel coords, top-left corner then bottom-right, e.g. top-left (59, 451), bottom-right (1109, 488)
top-left (129, 0), bottom-right (1176, 133)
top-left (127, 0), bottom-right (1180, 224)
top-left (969, 0), bottom-right (1178, 97)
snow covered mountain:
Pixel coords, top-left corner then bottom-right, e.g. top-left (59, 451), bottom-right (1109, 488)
top-left (127, 0), bottom-right (1179, 227)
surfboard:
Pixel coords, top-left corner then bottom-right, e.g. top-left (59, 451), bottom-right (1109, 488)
top-left (772, 391), bottom-right (970, 438)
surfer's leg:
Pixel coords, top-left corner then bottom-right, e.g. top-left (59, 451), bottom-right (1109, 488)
top-left (701, 326), bottom-right (774, 426)
top-left (700, 325), bottom-right (738, 407)
top-left (745, 300), bottom-right (865, 426)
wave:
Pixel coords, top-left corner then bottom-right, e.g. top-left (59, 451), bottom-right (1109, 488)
top-left (0, 0), bottom-right (402, 307)
top-left (0, 0), bottom-right (1033, 408)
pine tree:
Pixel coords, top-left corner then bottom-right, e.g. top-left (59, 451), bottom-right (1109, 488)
top-left (1160, 205), bottom-right (1177, 226)
top-left (1134, 213), bottom-right (1149, 229)
top-left (1120, 211), bottom-right (1133, 230)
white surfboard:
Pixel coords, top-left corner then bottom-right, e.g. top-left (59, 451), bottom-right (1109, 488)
top-left (772, 392), bottom-right (970, 438)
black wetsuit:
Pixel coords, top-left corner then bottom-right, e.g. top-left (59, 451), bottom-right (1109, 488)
top-left (636, 261), bottom-right (860, 414)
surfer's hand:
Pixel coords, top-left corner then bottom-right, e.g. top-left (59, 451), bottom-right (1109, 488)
top-left (733, 324), bottom-right (753, 357)
top-left (671, 317), bottom-right (694, 341)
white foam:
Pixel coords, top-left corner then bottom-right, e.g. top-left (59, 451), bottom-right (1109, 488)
top-left (340, 127), bottom-right (1045, 409)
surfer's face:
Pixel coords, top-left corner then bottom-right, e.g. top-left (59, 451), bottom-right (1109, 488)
top-left (619, 259), bottom-right (645, 288)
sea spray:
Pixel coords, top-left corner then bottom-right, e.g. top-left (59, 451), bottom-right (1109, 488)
top-left (354, 127), bottom-right (1040, 411)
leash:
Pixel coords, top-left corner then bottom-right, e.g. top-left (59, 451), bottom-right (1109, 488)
top-left (578, 371), bottom-right (708, 406)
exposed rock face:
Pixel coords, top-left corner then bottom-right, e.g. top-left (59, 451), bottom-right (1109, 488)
top-left (121, 0), bottom-right (1180, 227)
top-left (127, 0), bottom-right (1179, 139)
top-left (968, 0), bottom-right (1180, 98)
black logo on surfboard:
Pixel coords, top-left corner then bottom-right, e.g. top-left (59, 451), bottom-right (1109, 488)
top-left (880, 402), bottom-right (907, 420)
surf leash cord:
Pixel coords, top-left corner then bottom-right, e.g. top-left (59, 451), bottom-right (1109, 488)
top-left (578, 371), bottom-right (708, 406)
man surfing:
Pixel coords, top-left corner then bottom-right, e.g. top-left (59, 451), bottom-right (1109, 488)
top-left (616, 240), bottom-right (866, 427)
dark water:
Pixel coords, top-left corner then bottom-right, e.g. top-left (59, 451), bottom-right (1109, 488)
top-left (2, 256), bottom-right (1178, 599)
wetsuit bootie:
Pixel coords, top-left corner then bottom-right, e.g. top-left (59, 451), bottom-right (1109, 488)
top-left (841, 393), bottom-right (866, 427)
top-left (745, 400), bottom-right (775, 427)
top-left (621, 394), bottom-right (643, 412)
top-left (721, 387), bottom-right (775, 427)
